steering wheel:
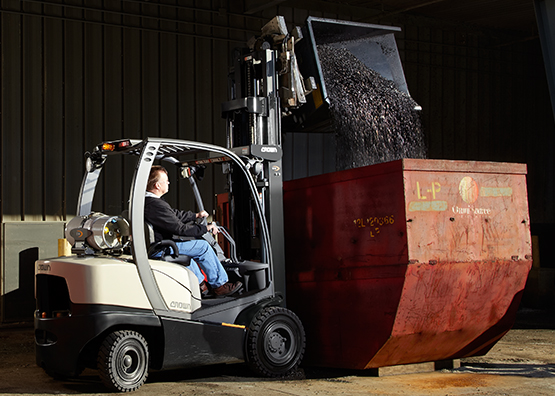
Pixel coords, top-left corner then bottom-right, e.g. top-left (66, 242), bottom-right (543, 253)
top-left (197, 213), bottom-right (217, 238)
top-left (197, 215), bottom-right (227, 261)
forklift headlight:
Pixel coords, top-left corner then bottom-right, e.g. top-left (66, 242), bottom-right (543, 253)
top-left (66, 213), bottom-right (130, 253)
top-left (84, 152), bottom-right (106, 172)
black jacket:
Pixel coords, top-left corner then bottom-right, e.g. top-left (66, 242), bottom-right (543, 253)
top-left (144, 196), bottom-right (207, 242)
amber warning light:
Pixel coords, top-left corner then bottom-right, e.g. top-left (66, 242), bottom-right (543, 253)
top-left (101, 143), bottom-right (115, 151)
top-left (101, 140), bottom-right (131, 152)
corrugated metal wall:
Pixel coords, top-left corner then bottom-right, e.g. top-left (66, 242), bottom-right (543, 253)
top-left (0, 0), bottom-right (268, 319)
top-left (0, 0), bottom-right (260, 223)
top-left (1, 1), bottom-right (554, 319)
top-left (2, 2), bottom-right (551, 222)
top-left (0, 1), bottom-right (354, 223)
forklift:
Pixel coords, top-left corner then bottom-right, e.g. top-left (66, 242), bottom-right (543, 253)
top-left (34, 16), bottom-right (310, 392)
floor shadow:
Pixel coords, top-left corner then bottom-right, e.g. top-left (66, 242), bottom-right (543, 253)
top-left (456, 363), bottom-right (555, 378)
top-left (49, 373), bottom-right (109, 394)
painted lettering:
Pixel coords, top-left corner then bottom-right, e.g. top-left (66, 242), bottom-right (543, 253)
top-left (170, 301), bottom-right (191, 310)
top-left (353, 215), bottom-right (394, 237)
top-left (37, 263), bottom-right (51, 272)
top-left (260, 146), bottom-right (278, 153)
top-left (416, 181), bottom-right (427, 199)
top-left (416, 181), bottom-right (442, 200)
top-left (451, 206), bottom-right (491, 215)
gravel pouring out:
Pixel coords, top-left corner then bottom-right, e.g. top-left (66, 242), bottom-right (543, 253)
top-left (317, 44), bottom-right (427, 170)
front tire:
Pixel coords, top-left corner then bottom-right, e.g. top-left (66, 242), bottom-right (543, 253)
top-left (97, 330), bottom-right (149, 392)
top-left (246, 306), bottom-right (305, 378)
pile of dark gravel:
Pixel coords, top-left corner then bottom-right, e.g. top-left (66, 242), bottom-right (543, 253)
top-left (317, 44), bottom-right (427, 170)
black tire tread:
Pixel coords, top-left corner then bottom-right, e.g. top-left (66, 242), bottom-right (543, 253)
top-left (97, 330), bottom-right (149, 392)
top-left (246, 306), bottom-right (305, 378)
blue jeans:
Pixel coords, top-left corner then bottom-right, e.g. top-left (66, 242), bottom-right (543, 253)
top-left (154, 239), bottom-right (228, 287)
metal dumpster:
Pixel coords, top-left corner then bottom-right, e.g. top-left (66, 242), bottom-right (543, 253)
top-left (284, 159), bottom-right (532, 369)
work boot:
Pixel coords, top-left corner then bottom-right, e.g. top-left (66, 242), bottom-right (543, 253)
top-left (200, 281), bottom-right (210, 298)
top-left (213, 281), bottom-right (242, 297)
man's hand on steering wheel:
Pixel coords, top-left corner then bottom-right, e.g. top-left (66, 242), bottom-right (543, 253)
top-left (196, 211), bottom-right (218, 236)
top-left (206, 222), bottom-right (219, 236)
top-left (196, 210), bottom-right (209, 220)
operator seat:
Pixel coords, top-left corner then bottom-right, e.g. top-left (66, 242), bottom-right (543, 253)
top-left (144, 222), bottom-right (192, 266)
top-left (120, 210), bottom-right (192, 266)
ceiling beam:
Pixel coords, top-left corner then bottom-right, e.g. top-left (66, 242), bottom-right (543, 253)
top-left (377, 0), bottom-right (447, 18)
top-left (281, 0), bottom-right (380, 20)
top-left (245, 0), bottom-right (287, 15)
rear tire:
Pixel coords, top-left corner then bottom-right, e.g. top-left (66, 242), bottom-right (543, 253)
top-left (246, 306), bottom-right (305, 378)
top-left (97, 330), bottom-right (149, 392)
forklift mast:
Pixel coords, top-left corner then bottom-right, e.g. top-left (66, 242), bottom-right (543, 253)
top-left (221, 16), bottom-right (312, 298)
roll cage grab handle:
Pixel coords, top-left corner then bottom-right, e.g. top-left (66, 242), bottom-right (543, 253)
top-left (75, 138), bottom-right (274, 314)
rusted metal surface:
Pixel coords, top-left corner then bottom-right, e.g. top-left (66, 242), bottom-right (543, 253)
top-left (284, 159), bottom-right (532, 369)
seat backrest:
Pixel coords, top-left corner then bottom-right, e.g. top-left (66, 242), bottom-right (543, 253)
top-left (144, 222), bottom-right (156, 248)
top-left (121, 210), bottom-right (155, 247)
top-left (121, 210), bottom-right (190, 265)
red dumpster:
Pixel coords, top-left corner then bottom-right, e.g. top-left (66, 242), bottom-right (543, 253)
top-left (284, 159), bottom-right (532, 369)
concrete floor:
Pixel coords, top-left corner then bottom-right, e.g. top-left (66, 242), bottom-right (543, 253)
top-left (1, 307), bottom-right (554, 395)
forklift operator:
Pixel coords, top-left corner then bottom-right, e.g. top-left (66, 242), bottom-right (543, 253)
top-left (144, 165), bottom-right (242, 298)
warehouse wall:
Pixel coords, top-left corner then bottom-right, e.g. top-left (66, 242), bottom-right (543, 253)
top-left (0, 0), bottom-right (265, 321)
top-left (0, 0), bottom-right (349, 322)
top-left (1, 1), bottom-right (554, 321)
top-left (0, 0), bottom-right (257, 224)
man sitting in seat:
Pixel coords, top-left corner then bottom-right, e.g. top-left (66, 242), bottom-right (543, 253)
top-left (144, 165), bottom-right (242, 298)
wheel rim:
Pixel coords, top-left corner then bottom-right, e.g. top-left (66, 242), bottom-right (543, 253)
top-left (262, 320), bottom-right (297, 366)
top-left (115, 341), bottom-right (146, 384)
